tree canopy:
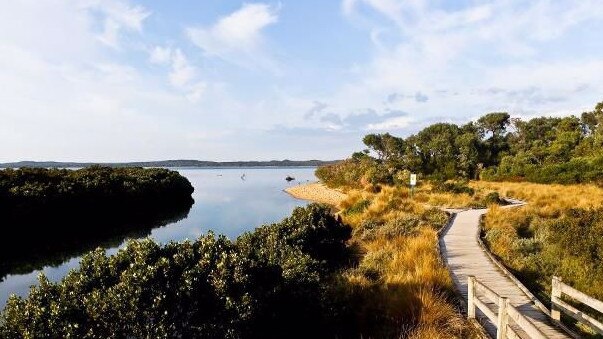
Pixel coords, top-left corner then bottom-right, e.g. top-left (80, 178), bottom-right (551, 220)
top-left (317, 101), bottom-right (603, 186)
top-left (0, 204), bottom-right (352, 338)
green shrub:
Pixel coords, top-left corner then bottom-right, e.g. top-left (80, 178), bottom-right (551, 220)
top-left (0, 166), bottom-right (195, 279)
top-left (0, 204), bottom-right (352, 338)
top-left (433, 181), bottom-right (475, 195)
top-left (377, 215), bottom-right (421, 238)
top-left (483, 192), bottom-right (503, 206)
top-left (485, 207), bottom-right (603, 303)
top-left (421, 208), bottom-right (450, 229)
top-left (343, 199), bottom-right (371, 216)
top-left (352, 219), bottom-right (383, 241)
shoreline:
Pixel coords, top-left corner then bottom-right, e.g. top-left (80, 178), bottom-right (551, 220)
top-left (284, 182), bottom-right (347, 207)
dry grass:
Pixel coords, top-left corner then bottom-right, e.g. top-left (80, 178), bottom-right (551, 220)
top-left (331, 180), bottom-right (603, 338)
top-left (472, 181), bottom-right (603, 210)
top-left (412, 182), bottom-right (482, 208)
top-left (336, 187), bottom-right (480, 338)
top-left (474, 180), bottom-right (603, 331)
top-left (474, 181), bottom-right (603, 261)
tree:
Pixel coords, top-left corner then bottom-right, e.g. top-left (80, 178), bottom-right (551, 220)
top-left (477, 113), bottom-right (510, 166)
top-left (476, 112), bottom-right (510, 138)
top-left (362, 134), bottom-right (385, 160)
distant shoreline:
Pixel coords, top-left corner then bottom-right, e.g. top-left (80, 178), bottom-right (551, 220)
top-left (0, 159), bottom-right (341, 169)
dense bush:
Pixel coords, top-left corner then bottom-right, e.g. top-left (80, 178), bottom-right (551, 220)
top-left (316, 155), bottom-right (394, 189)
top-left (0, 166), bottom-right (194, 214)
top-left (342, 199), bottom-right (371, 216)
top-left (318, 101), bottom-right (603, 186)
top-left (0, 204), bottom-right (352, 338)
top-left (433, 181), bottom-right (475, 195)
top-left (483, 206), bottom-right (603, 302)
top-left (351, 208), bottom-right (448, 241)
top-left (482, 192), bottom-right (503, 206)
top-left (482, 154), bottom-right (603, 184)
top-left (0, 166), bottom-right (194, 279)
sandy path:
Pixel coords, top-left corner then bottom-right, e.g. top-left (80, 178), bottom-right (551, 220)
top-left (284, 182), bottom-right (347, 206)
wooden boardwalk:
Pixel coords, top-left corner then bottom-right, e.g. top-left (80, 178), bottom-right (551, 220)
top-left (440, 208), bottom-right (570, 338)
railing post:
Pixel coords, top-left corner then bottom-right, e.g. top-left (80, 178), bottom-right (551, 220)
top-left (497, 297), bottom-right (509, 339)
top-left (468, 275), bottom-right (476, 319)
top-left (552, 276), bottom-right (562, 321)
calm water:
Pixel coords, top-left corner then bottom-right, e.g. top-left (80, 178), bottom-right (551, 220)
top-left (0, 167), bottom-right (317, 306)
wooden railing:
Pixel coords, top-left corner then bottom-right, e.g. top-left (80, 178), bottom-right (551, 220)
top-left (551, 276), bottom-right (603, 335)
top-left (468, 276), bottom-right (547, 339)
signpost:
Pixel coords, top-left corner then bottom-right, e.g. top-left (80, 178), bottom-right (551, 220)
top-left (410, 173), bottom-right (417, 198)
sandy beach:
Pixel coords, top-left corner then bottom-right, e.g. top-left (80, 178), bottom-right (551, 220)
top-left (285, 182), bottom-right (347, 206)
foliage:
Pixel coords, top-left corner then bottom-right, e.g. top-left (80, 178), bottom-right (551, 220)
top-left (478, 181), bottom-right (603, 303)
top-left (342, 199), bottom-right (371, 216)
top-left (483, 192), bottom-right (503, 206)
top-left (335, 188), bottom-right (478, 338)
top-left (318, 101), bottom-right (603, 186)
top-left (0, 204), bottom-right (352, 338)
top-left (0, 166), bottom-right (195, 279)
top-left (315, 156), bottom-right (393, 189)
top-left (433, 181), bottom-right (475, 195)
top-left (0, 166), bottom-right (194, 214)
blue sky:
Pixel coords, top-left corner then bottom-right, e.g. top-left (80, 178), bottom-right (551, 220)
top-left (1, 0), bottom-right (603, 162)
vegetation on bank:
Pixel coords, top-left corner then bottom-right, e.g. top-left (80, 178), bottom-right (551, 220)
top-left (0, 166), bottom-right (194, 214)
top-left (0, 196), bottom-right (479, 338)
top-left (0, 166), bottom-right (194, 279)
top-left (475, 182), bottom-right (603, 302)
top-left (335, 186), bottom-right (479, 338)
top-left (317, 102), bottom-right (603, 187)
top-left (5, 101), bottom-right (603, 337)
top-left (312, 100), bottom-right (603, 337)
top-left (0, 204), bottom-right (352, 338)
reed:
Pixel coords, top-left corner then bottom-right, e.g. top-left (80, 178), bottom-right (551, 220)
top-left (336, 187), bottom-right (479, 338)
top-left (475, 181), bottom-right (603, 308)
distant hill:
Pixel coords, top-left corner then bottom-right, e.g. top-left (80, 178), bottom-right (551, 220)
top-left (0, 159), bottom-right (340, 169)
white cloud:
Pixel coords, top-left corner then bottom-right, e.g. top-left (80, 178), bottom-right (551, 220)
top-left (342, 0), bottom-right (357, 17)
top-left (147, 46), bottom-right (207, 103)
top-left (185, 82), bottom-right (207, 103)
top-left (89, 0), bottom-right (151, 48)
top-left (367, 116), bottom-right (413, 130)
top-left (186, 3), bottom-right (279, 71)
top-left (97, 0), bottom-right (150, 32)
top-left (169, 49), bottom-right (197, 88)
top-left (149, 46), bottom-right (172, 64)
top-left (333, 0), bottom-right (603, 127)
top-left (0, 1), bottom-right (219, 162)
top-left (97, 18), bottom-right (121, 48)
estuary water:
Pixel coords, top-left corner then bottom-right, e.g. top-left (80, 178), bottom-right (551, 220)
top-left (0, 167), bottom-right (317, 306)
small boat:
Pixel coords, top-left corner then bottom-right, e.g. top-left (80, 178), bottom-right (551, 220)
top-left (285, 176), bottom-right (295, 182)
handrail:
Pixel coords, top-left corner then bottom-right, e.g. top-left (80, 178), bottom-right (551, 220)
top-left (468, 276), bottom-right (547, 339)
top-left (551, 276), bottom-right (603, 335)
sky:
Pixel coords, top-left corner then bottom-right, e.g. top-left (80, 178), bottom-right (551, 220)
top-left (1, 0), bottom-right (603, 162)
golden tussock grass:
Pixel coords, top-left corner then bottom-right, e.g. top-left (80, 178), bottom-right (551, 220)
top-left (475, 180), bottom-right (603, 329)
top-left (476, 181), bottom-right (603, 261)
top-left (336, 186), bottom-right (479, 338)
top-left (416, 190), bottom-right (479, 208)
top-left (472, 181), bottom-right (603, 210)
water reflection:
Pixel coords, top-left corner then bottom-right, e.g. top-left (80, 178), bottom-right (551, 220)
top-left (0, 199), bottom-right (193, 279)
top-left (0, 167), bottom-right (316, 306)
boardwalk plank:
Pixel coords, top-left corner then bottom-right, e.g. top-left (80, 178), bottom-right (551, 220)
top-left (441, 209), bottom-right (569, 339)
